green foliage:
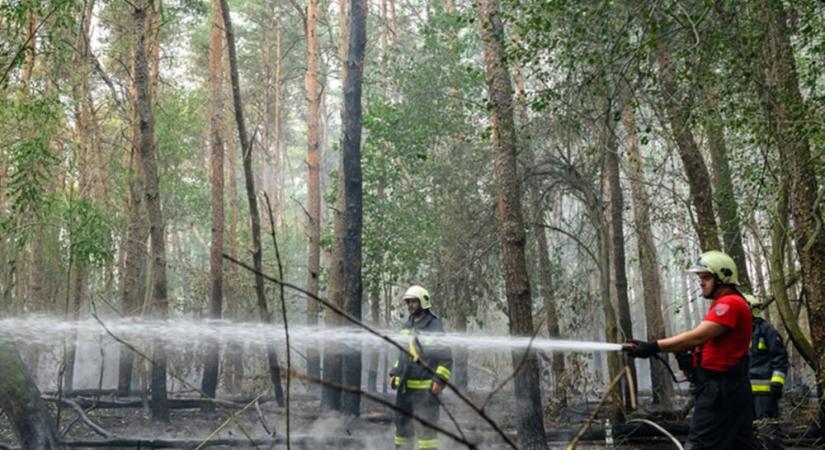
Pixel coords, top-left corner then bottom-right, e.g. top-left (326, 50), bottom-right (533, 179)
top-left (0, 92), bottom-right (61, 245)
top-left (62, 195), bottom-right (114, 266)
top-left (155, 87), bottom-right (211, 226)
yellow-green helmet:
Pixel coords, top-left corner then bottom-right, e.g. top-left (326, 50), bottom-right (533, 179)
top-left (686, 250), bottom-right (739, 285)
top-left (744, 293), bottom-right (764, 318)
top-left (403, 285), bottom-right (431, 309)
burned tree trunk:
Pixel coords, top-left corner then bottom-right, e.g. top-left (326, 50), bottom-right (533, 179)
top-left (477, 0), bottom-right (547, 447)
top-left (201, 0), bottom-right (226, 401)
top-left (339, 0), bottom-right (367, 417)
top-left (0, 342), bottom-right (62, 449)
top-left (218, 0), bottom-right (284, 406)
top-left (133, 0), bottom-right (169, 421)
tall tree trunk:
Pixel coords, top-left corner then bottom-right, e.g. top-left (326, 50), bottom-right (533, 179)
top-left (757, 1), bottom-right (825, 425)
top-left (133, 0), bottom-right (169, 421)
top-left (224, 130), bottom-right (243, 394)
top-left (641, 8), bottom-right (720, 252)
top-left (702, 86), bottom-right (751, 291)
top-left (339, 0), bottom-right (367, 417)
top-left (201, 0), bottom-right (225, 401)
top-left (603, 101), bottom-right (636, 410)
top-left (622, 103), bottom-right (674, 409)
top-left (0, 342), bottom-right (61, 450)
top-left (218, 0), bottom-right (285, 406)
top-left (305, 0), bottom-right (322, 381)
top-left (272, 13), bottom-right (284, 229)
top-left (477, 0), bottom-right (547, 446)
top-left (512, 63), bottom-right (566, 397)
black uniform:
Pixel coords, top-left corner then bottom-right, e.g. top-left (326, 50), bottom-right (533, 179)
top-left (389, 311), bottom-right (453, 450)
top-left (750, 316), bottom-right (789, 449)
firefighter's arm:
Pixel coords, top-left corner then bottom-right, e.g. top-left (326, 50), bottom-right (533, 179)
top-left (430, 320), bottom-right (453, 388)
top-left (767, 325), bottom-right (789, 388)
top-left (657, 321), bottom-right (727, 353)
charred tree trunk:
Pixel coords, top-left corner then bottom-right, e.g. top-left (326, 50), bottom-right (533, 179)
top-left (339, 0), bottom-right (367, 417)
top-left (622, 103), bottom-right (674, 409)
top-left (0, 342), bottom-right (61, 449)
top-left (218, 0), bottom-right (285, 406)
top-left (133, 0), bottom-right (169, 421)
top-left (477, 0), bottom-right (547, 447)
top-left (305, 0), bottom-right (322, 381)
top-left (201, 0), bottom-right (226, 402)
top-left (321, 0), bottom-right (352, 412)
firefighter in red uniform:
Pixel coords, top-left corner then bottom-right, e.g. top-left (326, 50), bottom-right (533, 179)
top-left (627, 250), bottom-right (756, 450)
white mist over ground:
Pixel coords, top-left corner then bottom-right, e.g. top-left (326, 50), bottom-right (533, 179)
top-left (0, 315), bottom-right (624, 353)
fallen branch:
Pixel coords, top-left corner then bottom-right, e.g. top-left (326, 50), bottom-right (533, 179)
top-left (254, 399), bottom-right (274, 436)
top-left (42, 396), bottom-right (112, 439)
top-left (565, 369), bottom-right (627, 450)
top-left (89, 309), bottom-right (260, 448)
top-left (194, 391), bottom-right (267, 450)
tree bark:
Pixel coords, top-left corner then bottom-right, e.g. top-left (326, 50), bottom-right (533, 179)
top-left (218, 0), bottom-right (285, 406)
top-left (641, 7), bottom-right (720, 252)
top-left (0, 342), bottom-right (62, 450)
top-left (305, 0), bottom-right (322, 381)
top-left (133, 0), bottom-right (169, 421)
top-left (602, 101), bottom-right (636, 410)
top-left (701, 86), bottom-right (751, 291)
top-left (512, 63), bottom-right (566, 397)
top-left (756, 0), bottom-right (825, 420)
top-left (769, 180), bottom-right (815, 367)
top-left (224, 133), bottom-right (243, 394)
top-left (339, 0), bottom-right (367, 417)
top-left (622, 103), bottom-right (674, 409)
top-left (477, 0), bottom-right (547, 446)
top-left (320, 0), bottom-right (351, 412)
top-left (201, 0), bottom-right (225, 401)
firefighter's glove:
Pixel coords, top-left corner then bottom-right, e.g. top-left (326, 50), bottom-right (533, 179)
top-left (770, 382), bottom-right (783, 399)
top-left (625, 339), bottom-right (659, 359)
top-left (390, 376), bottom-right (399, 391)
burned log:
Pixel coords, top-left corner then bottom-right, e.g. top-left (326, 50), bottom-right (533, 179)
top-left (0, 342), bottom-right (62, 449)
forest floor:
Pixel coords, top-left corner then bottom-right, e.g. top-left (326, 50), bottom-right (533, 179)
top-left (1, 389), bottom-right (822, 449)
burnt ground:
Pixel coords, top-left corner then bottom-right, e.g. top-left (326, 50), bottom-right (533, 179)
top-left (1, 390), bottom-right (822, 449)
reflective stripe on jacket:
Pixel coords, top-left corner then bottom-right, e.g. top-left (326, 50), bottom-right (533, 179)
top-left (749, 317), bottom-right (789, 394)
top-left (388, 311), bottom-right (453, 389)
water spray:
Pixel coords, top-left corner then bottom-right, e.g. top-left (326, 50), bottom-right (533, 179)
top-left (0, 316), bottom-right (627, 353)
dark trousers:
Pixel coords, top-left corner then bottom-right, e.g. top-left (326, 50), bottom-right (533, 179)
top-left (394, 388), bottom-right (440, 449)
top-left (687, 373), bottom-right (756, 449)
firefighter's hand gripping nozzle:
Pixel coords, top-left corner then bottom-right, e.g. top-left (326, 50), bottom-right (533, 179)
top-left (623, 339), bottom-right (660, 358)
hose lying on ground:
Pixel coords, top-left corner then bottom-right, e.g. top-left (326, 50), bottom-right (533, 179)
top-left (626, 418), bottom-right (685, 450)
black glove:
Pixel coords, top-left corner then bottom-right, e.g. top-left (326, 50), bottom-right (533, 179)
top-left (770, 382), bottom-right (783, 399)
top-left (625, 339), bottom-right (659, 358)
